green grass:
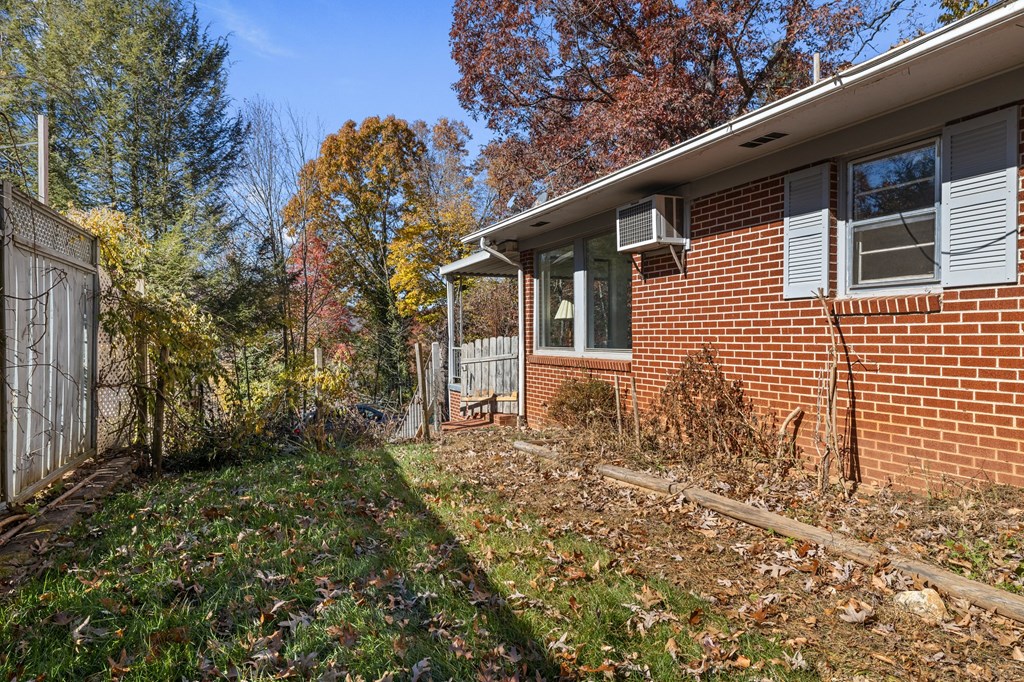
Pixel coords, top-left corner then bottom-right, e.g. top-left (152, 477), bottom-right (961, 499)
top-left (0, 443), bottom-right (814, 680)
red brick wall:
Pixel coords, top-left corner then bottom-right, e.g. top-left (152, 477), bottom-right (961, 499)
top-left (522, 106), bottom-right (1024, 490)
top-left (448, 389), bottom-right (463, 421)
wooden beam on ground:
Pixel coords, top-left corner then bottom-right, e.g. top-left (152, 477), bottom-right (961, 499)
top-left (676, 485), bottom-right (877, 563)
top-left (676, 484), bottom-right (1024, 623)
top-left (512, 441), bottom-right (561, 464)
top-left (510, 439), bottom-right (1024, 624)
top-left (0, 514), bottom-right (28, 533)
top-left (595, 464), bottom-right (675, 494)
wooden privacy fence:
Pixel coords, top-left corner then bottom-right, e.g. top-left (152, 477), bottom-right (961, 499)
top-left (392, 342), bottom-right (446, 442)
top-left (459, 335), bottom-right (518, 415)
top-left (1, 183), bottom-right (99, 506)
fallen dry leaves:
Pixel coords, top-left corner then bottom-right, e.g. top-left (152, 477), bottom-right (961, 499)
top-left (435, 428), bottom-right (1024, 680)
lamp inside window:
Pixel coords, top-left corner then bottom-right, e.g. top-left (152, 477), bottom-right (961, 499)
top-left (554, 299), bottom-right (574, 320)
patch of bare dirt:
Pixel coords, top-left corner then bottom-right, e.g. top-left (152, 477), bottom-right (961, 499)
top-left (434, 428), bottom-right (1024, 681)
top-left (0, 454), bottom-right (137, 594)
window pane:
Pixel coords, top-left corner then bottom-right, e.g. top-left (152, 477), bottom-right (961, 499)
top-left (853, 216), bottom-right (936, 285)
top-left (585, 233), bottom-right (631, 349)
top-left (852, 145), bottom-right (936, 221)
top-left (538, 244), bottom-right (574, 348)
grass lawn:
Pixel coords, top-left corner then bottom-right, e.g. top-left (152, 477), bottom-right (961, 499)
top-left (0, 444), bottom-right (813, 680)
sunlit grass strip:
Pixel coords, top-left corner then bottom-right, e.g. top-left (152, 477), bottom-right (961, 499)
top-left (0, 444), bottom-right (812, 679)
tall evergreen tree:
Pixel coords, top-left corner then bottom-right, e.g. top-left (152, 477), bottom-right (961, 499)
top-left (0, 0), bottom-right (244, 276)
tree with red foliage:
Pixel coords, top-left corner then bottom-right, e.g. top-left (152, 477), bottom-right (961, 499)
top-left (451, 0), bottom-right (919, 211)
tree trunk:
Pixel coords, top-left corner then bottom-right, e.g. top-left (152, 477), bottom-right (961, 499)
top-left (152, 345), bottom-right (169, 475)
top-left (135, 328), bottom-right (149, 454)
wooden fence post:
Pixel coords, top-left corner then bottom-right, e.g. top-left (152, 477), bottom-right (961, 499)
top-left (134, 279), bottom-right (149, 456)
top-left (313, 347), bottom-right (323, 429)
top-left (135, 330), bottom-right (148, 452)
top-left (630, 375), bottom-right (641, 447)
top-left (614, 375), bottom-right (623, 436)
top-left (431, 341), bottom-right (443, 436)
top-left (415, 343), bottom-right (430, 443)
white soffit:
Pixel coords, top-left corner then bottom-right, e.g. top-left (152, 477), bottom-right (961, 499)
top-left (439, 250), bottom-right (520, 278)
top-left (466, 0), bottom-right (1024, 244)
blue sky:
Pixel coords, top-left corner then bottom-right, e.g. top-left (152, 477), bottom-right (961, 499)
top-left (195, 1), bottom-right (942, 157)
top-left (194, 0), bottom-right (492, 149)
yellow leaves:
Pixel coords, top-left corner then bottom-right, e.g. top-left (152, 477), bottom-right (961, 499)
top-left (286, 115), bottom-right (480, 326)
top-left (65, 205), bottom-right (148, 284)
top-left (389, 194), bottom-right (475, 319)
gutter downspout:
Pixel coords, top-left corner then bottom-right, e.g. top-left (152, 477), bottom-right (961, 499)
top-left (478, 238), bottom-right (526, 426)
top-left (478, 237), bottom-right (518, 268)
top-left (517, 268), bottom-right (525, 426)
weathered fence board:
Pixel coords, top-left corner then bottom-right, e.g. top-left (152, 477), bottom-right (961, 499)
top-left (392, 342), bottom-right (447, 442)
top-left (2, 183), bottom-right (98, 505)
top-left (459, 335), bottom-right (518, 415)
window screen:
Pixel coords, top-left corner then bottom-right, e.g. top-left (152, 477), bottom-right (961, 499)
top-left (537, 244), bottom-right (575, 348)
top-left (585, 233), bottom-right (631, 349)
top-left (849, 142), bottom-right (939, 286)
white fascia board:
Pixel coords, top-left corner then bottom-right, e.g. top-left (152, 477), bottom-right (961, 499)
top-left (464, 0), bottom-right (1024, 244)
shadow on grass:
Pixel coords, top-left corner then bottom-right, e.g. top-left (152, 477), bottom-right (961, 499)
top-left (320, 444), bottom-right (564, 678)
top-left (0, 443), bottom-right (562, 680)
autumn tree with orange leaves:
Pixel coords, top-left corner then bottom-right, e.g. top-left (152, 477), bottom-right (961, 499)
top-left (451, 0), bottom-right (923, 212)
top-left (286, 116), bottom-right (482, 404)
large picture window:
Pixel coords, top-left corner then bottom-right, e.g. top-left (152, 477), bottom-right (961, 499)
top-left (536, 233), bottom-right (632, 354)
top-left (848, 141), bottom-right (939, 287)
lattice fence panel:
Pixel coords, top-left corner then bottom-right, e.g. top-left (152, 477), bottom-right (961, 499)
top-left (7, 197), bottom-right (95, 266)
top-left (96, 269), bottom-right (134, 453)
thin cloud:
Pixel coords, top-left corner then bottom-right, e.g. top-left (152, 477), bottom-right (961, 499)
top-left (199, 1), bottom-right (295, 59)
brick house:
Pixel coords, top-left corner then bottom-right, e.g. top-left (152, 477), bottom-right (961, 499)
top-left (440, 3), bottom-right (1024, 489)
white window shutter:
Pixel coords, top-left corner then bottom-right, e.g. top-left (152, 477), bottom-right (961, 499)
top-left (941, 107), bottom-right (1019, 288)
top-left (783, 164), bottom-right (830, 299)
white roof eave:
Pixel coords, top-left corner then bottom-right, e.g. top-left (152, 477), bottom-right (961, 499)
top-left (439, 249), bottom-right (520, 278)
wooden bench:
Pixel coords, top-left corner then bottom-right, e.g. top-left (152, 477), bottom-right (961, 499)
top-left (460, 390), bottom-right (518, 419)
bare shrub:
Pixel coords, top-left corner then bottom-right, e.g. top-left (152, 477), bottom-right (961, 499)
top-left (549, 377), bottom-right (616, 428)
top-left (652, 346), bottom-right (779, 466)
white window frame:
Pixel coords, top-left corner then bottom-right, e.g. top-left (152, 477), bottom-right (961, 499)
top-left (839, 137), bottom-right (943, 297)
top-left (534, 231), bottom-right (632, 359)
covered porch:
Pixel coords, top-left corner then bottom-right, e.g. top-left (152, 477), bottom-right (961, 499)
top-left (440, 244), bottom-right (524, 424)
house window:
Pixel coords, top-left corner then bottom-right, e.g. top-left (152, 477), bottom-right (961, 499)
top-left (536, 233), bottom-right (632, 353)
top-left (537, 244), bottom-right (575, 348)
top-left (848, 141), bottom-right (939, 287)
top-left (585, 233), bottom-right (631, 349)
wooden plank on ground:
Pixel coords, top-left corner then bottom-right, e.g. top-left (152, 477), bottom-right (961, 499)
top-left (513, 441), bottom-right (561, 463)
top-left (595, 464), bottom-right (675, 494)
top-left (511, 440), bottom-right (1024, 624)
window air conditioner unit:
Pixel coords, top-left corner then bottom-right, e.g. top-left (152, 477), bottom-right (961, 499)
top-left (616, 195), bottom-right (689, 253)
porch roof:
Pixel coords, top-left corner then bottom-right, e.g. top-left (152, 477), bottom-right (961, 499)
top-left (461, 0), bottom-right (1024, 245)
top-left (439, 249), bottom-right (520, 279)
